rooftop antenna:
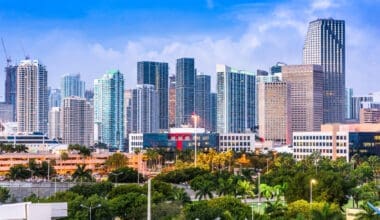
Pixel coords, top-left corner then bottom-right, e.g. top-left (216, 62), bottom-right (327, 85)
top-left (1, 38), bottom-right (12, 67)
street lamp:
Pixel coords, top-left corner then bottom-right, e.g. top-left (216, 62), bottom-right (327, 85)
top-left (80, 204), bottom-right (101, 220)
top-left (192, 114), bottom-right (199, 167)
top-left (110, 172), bottom-right (123, 186)
top-left (310, 179), bottom-right (317, 204)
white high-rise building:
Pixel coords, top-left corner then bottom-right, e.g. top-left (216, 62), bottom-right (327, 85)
top-left (61, 96), bottom-right (93, 147)
top-left (17, 59), bottom-right (48, 133)
top-left (48, 107), bottom-right (61, 140)
top-left (131, 84), bottom-right (159, 133)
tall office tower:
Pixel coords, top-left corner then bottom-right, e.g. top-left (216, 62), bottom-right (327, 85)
top-left (4, 65), bottom-right (17, 121)
top-left (195, 74), bottom-right (211, 131)
top-left (176, 58), bottom-right (195, 127)
top-left (94, 70), bottom-right (124, 150)
top-left (17, 59), bottom-right (48, 133)
top-left (131, 84), bottom-right (159, 133)
top-left (124, 89), bottom-right (133, 137)
top-left (345, 88), bottom-right (353, 120)
top-left (84, 90), bottom-right (94, 102)
top-left (168, 75), bottom-right (176, 127)
top-left (303, 18), bottom-right (345, 123)
top-left (61, 96), bottom-right (93, 147)
top-left (48, 107), bottom-right (61, 139)
top-left (49, 89), bottom-right (61, 109)
top-left (351, 96), bottom-right (374, 121)
top-left (210, 93), bottom-right (217, 132)
top-left (282, 65), bottom-right (324, 132)
top-left (0, 103), bottom-right (14, 122)
top-left (137, 61), bottom-right (168, 131)
top-left (258, 82), bottom-right (291, 145)
top-left (61, 74), bottom-right (85, 98)
top-left (216, 64), bottom-right (256, 133)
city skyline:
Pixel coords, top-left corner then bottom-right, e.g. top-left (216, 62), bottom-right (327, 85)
top-left (0, 0), bottom-right (379, 98)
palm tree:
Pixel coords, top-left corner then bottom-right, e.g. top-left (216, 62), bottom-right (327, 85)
top-left (264, 199), bottom-right (287, 218)
top-left (355, 203), bottom-right (380, 220)
top-left (72, 164), bottom-right (93, 183)
top-left (194, 180), bottom-right (214, 200)
top-left (237, 180), bottom-right (255, 202)
top-left (260, 184), bottom-right (274, 201)
top-left (311, 203), bottom-right (343, 220)
top-left (216, 177), bottom-right (233, 196)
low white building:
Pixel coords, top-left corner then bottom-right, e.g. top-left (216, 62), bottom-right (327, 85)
top-left (129, 133), bottom-right (143, 153)
top-left (0, 202), bottom-right (67, 219)
top-left (219, 133), bottom-right (256, 152)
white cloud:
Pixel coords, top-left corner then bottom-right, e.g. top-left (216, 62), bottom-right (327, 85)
top-left (311, 0), bottom-right (339, 10)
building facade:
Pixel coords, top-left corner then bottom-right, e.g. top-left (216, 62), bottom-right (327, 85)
top-left (282, 64), bottom-right (324, 132)
top-left (210, 93), bottom-right (217, 132)
top-left (61, 97), bottom-right (93, 147)
top-left (360, 108), bottom-right (380, 123)
top-left (137, 61), bottom-right (169, 131)
top-left (94, 70), bottom-right (124, 150)
top-left (176, 58), bottom-right (195, 127)
top-left (258, 82), bottom-right (291, 145)
top-left (219, 133), bottom-right (256, 152)
top-left (17, 59), bottom-right (48, 133)
top-left (345, 88), bottom-right (353, 120)
top-left (49, 88), bottom-right (61, 110)
top-left (169, 75), bottom-right (176, 128)
top-left (216, 64), bottom-right (256, 133)
top-left (303, 18), bottom-right (345, 123)
top-left (61, 74), bottom-right (85, 98)
top-left (131, 84), bottom-right (159, 133)
top-left (195, 74), bottom-right (211, 131)
top-left (48, 107), bottom-right (61, 140)
top-left (0, 103), bottom-right (14, 122)
top-left (4, 65), bottom-right (17, 121)
top-left (124, 89), bottom-right (133, 138)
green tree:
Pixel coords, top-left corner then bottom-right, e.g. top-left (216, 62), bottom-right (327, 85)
top-left (108, 167), bottom-right (143, 183)
top-left (7, 164), bottom-right (31, 180)
top-left (69, 182), bottom-right (113, 198)
top-left (105, 153), bottom-right (128, 171)
top-left (236, 179), bottom-right (255, 202)
top-left (109, 192), bottom-right (147, 219)
top-left (355, 203), bottom-right (380, 220)
top-left (310, 203), bottom-right (343, 220)
top-left (0, 187), bottom-right (10, 203)
top-left (72, 164), bottom-right (93, 183)
top-left (190, 173), bottom-right (216, 200)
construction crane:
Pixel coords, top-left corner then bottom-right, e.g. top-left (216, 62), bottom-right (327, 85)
top-left (1, 38), bottom-right (11, 67)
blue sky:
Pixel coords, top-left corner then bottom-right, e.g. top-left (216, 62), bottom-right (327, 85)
top-left (0, 0), bottom-right (379, 97)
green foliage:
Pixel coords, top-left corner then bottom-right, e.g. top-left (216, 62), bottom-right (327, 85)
top-left (154, 167), bottom-right (209, 184)
top-left (286, 200), bottom-right (342, 220)
top-left (68, 144), bottom-right (91, 157)
top-left (108, 167), bottom-right (143, 183)
top-left (0, 186), bottom-right (10, 203)
top-left (7, 164), bottom-right (31, 180)
top-left (69, 182), bottom-right (113, 198)
top-left (108, 192), bottom-right (147, 219)
top-left (355, 203), bottom-right (380, 220)
top-left (107, 184), bottom-right (144, 199)
top-left (0, 143), bottom-right (28, 153)
top-left (152, 201), bottom-right (182, 220)
top-left (28, 159), bottom-right (56, 178)
top-left (105, 153), bottom-right (128, 171)
top-left (190, 173), bottom-right (216, 200)
top-left (184, 196), bottom-right (251, 220)
top-left (72, 164), bottom-right (93, 183)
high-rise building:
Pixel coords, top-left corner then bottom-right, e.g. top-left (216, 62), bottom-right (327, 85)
top-left (176, 58), bottom-right (195, 127)
top-left (351, 96), bottom-right (374, 121)
top-left (168, 75), bottom-right (176, 128)
top-left (61, 96), bottom-right (93, 147)
top-left (61, 74), bottom-right (85, 98)
top-left (84, 90), bottom-right (94, 102)
top-left (282, 65), bottom-right (324, 132)
top-left (195, 74), bottom-right (211, 131)
top-left (360, 108), bottom-right (380, 124)
top-left (131, 84), bottom-right (159, 133)
top-left (270, 62), bottom-right (286, 74)
top-left (137, 61), bottom-right (168, 131)
top-left (17, 59), bottom-right (48, 133)
top-left (0, 103), bottom-right (14, 122)
top-left (216, 64), bottom-right (256, 133)
top-left (124, 89), bottom-right (133, 137)
top-left (94, 70), bottom-right (124, 150)
top-left (345, 88), bottom-right (353, 120)
top-left (4, 65), bottom-right (17, 121)
top-left (258, 82), bottom-right (291, 145)
top-left (210, 93), bottom-right (217, 132)
top-left (49, 88), bottom-right (61, 110)
top-left (48, 107), bottom-right (61, 139)
top-left (303, 18), bottom-right (345, 123)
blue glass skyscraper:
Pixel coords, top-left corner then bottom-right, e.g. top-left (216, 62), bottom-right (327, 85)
top-left (94, 70), bottom-right (124, 150)
top-left (61, 74), bottom-right (85, 98)
top-left (176, 58), bottom-right (195, 127)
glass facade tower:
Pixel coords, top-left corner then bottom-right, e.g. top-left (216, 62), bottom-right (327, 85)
top-left (195, 74), bottom-right (211, 131)
top-left (94, 70), bottom-right (124, 150)
top-left (303, 18), bottom-right (345, 123)
top-left (61, 74), bottom-right (85, 98)
top-left (216, 64), bottom-right (256, 133)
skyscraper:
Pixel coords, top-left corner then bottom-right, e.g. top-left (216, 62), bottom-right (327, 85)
top-left (48, 107), bottom-right (61, 139)
top-left (345, 88), bottom-right (353, 120)
top-left (258, 82), bottom-right (291, 145)
top-left (195, 74), bottom-right (211, 131)
top-left (282, 65), bottom-right (324, 132)
top-left (94, 70), bottom-right (124, 150)
top-left (216, 64), bottom-right (256, 133)
top-left (303, 18), bottom-right (345, 123)
top-left (131, 84), bottom-right (159, 133)
top-left (210, 93), bottom-right (217, 132)
top-left (49, 88), bottom-right (61, 110)
top-left (17, 59), bottom-right (48, 133)
top-left (4, 65), bottom-right (17, 121)
top-left (61, 96), bottom-right (94, 147)
top-left (137, 61), bottom-right (168, 130)
top-left (61, 74), bottom-right (85, 98)
top-left (176, 58), bottom-right (195, 127)
top-left (168, 75), bottom-right (176, 128)
top-left (124, 89), bottom-right (133, 137)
